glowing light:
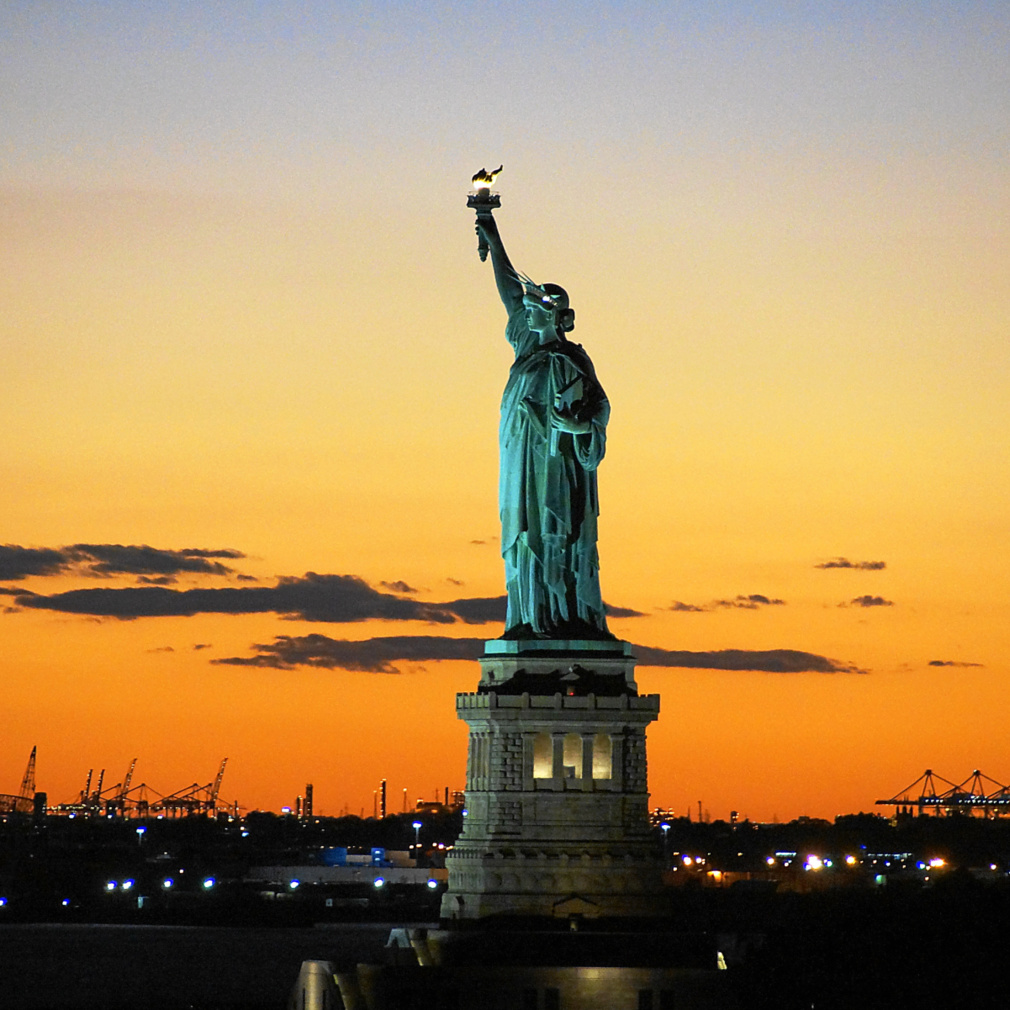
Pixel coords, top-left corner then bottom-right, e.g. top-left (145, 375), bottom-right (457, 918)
top-left (202, 878), bottom-right (215, 890)
top-left (373, 877), bottom-right (385, 888)
top-left (471, 165), bottom-right (502, 189)
top-left (289, 880), bottom-right (300, 890)
top-left (426, 879), bottom-right (438, 889)
top-left (0, 897), bottom-right (7, 907)
top-left (121, 879), bottom-right (134, 891)
top-left (682, 855), bottom-right (693, 867)
top-left (412, 821), bottom-right (422, 829)
top-left (928, 858), bottom-right (945, 868)
top-left (708, 870), bottom-right (723, 881)
top-left (62, 899), bottom-right (70, 907)
top-left (162, 878), bottom-right (173, 890)
top-left (766, 857), bottom-right (776, 866)
top-left (805, 855), bottom-right (823, 871)
top-left (845, 855), bottom-right (857, 866)
top-left (105, 881), bottom-right (117, 892)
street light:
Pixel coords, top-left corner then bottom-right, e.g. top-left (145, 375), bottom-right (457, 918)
top-left (412, 820), bottom-right (422, 852)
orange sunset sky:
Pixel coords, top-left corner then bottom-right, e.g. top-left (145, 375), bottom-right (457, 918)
top-left (2, 2), bottom-right (1008, 822)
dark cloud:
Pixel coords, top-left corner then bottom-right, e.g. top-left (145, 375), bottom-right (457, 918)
top-left (147, 646), bottom-right (175, 653)
top-left (668, 601), bottom-right (707, 613)
top-left (470, 540), bottom-right (489, 546)
top-left (0, 586), bottom-right (29, 596)
top-left (845, 595), bottom-right (894, 608)
top-left (67, 544), bottom-right (243, 578)
top-left (193, 643), bottom-right (212, 651)
top-left (816, 558), bottom-right (886, 571)
top-left (634, 646), bottom-right (863, 674)
top-left (137, 575), bottom-right (177, 585)
top-left (379, 580), bottom-right (418, 594)
top-left (928, 659), bottom-right (983, 668)
top-left (236, 574), bottom-right (258, 582)
top-left (715, 594), bottom-right (786, 610)
top-left (442, 596), bottom-right (506, 623)
top-left (604, 603), bottom-right (646, 618)
top-left (14, 573), bottom-right (502, 625)
top-left (0, 543), bottom-right (244, 581)
top-left (446, 578), bottom-right (465, 586)
top-left (214, 634), bottom-right (486, 673)
top-left (213, 635), bottom-right (860, 675)
top-left (0, 545), bottom-right (70, 580)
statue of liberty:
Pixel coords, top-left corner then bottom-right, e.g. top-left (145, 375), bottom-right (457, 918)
top-left (474, 208), bottom-right (613, 641)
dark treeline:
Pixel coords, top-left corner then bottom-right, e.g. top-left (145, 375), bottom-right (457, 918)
top-left (659, 811), bottom-right (1010, 868)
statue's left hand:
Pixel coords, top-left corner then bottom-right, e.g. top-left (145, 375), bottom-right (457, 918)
top-left (550, 404), bottom-right (591, 435)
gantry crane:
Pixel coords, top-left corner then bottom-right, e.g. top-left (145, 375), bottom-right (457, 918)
top-left (0, 746), bottom-right (37, 814)
top-left (152, 759), bottom-right (229, 817)
top-left (877, 768), bottom-right (1010, 817)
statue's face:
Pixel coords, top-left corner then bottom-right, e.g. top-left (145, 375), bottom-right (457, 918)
top-left (523, 293), bottom-right (556, 334)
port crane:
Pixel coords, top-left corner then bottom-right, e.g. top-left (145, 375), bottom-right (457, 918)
top-left (0, 746), bottom-right (37, 815)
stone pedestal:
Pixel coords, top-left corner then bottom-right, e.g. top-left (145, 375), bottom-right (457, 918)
top-left (441, 639), bottom-right (664, 920)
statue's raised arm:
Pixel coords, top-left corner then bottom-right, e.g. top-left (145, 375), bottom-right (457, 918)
top-left (475, 214), bottom-right (524, 318)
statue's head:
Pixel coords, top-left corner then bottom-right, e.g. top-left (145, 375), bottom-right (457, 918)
top-left (522, 280), bottom-right (576, 337)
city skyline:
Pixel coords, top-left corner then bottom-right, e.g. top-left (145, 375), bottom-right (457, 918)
top-left (2, 1), bottom-right (1008, 820)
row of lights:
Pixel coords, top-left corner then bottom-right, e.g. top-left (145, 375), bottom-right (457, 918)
top-left (672, 851), bottom-right (957, 874)
top-left (371, 877), bottom-right (440, 890)
top-left (284, 877), bottom-right (440, 891)
top-left (105, 876), bottom-right (216, 892)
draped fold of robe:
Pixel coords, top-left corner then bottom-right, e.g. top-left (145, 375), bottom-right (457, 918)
top-left (499, 307), bottom-right (612, 638)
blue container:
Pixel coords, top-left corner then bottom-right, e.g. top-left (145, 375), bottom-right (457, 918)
top-left (320, 847), bottom-right (347, 866)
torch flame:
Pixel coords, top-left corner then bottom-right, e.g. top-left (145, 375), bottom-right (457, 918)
top-left (472, 165), bottom-right (502, 188)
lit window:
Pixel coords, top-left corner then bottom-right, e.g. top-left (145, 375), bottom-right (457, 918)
top-left (592, 733), bottom-right (612, 779)
top-left (532, 733), bottom-right (552, 779)
top-left (563, 733), bottom-right (582, 779)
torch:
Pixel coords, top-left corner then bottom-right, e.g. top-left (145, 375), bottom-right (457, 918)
top-left (467, 165), bottom-right (502, 261)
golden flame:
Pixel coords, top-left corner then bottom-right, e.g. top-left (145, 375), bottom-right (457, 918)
top-left (472, 165), bottom-right (502, 188)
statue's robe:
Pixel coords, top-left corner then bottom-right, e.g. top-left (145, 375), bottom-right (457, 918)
top-left (499, 308), bottom-right (611, 638)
